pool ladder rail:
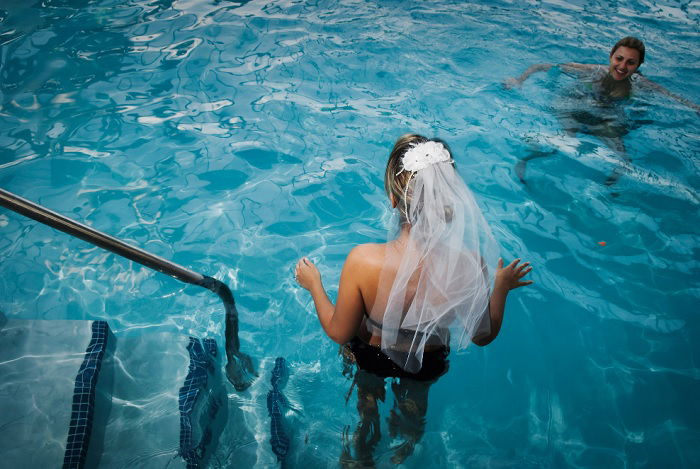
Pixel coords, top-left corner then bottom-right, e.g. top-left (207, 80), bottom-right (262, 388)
top-left (0, 187), bottom-right (257, 392)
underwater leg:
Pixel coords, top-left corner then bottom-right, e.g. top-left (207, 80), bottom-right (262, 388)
top-left (387, 378), bottom-right (431, 464)
top-left (341, 370), bottom-right (384, 467)
top-left (598, 135), bottom-right (630, 187)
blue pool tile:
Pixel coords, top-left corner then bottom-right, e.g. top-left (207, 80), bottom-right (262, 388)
top-left (63, 320), bottom-right (109, 469)
top-left (178, 337), bottom-right (218, 469)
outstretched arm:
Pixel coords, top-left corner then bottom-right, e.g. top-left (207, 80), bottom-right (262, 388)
top-left (295, 249), bottom-right (366, 345)
top-left (636, 75), bottom-right (700, 113)
top-left (505, 62), bottom-right (599, 88)
top-left (504, 63), bottom-right (554, 89)
top-left (472, 258), bottom-right (533, 346)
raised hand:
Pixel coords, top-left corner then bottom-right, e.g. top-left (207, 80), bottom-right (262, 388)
top-left (494, 258), bottom-right (533, 291)
top-left (295, 256), bottom-right (321, 291)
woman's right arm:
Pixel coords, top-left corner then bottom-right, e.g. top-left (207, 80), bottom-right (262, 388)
top-left (504, 63), bottom-right (554, 89)
top-left (472, 258), bottom-right (532, 346)
top-left (505, 62), bottom-right (598, 88)
top-left (295, 247), bottom-right (367, 345)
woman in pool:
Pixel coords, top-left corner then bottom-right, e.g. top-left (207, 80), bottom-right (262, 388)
top-left (295, 134), bottom-right (532, 465)
top-left (505, 36), bottom-right (699, 184)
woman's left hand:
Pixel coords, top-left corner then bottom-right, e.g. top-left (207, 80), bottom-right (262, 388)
top-left (494, 258), bottom-right (533, 292)
top-left (295, 257), bottom-right (321, 291)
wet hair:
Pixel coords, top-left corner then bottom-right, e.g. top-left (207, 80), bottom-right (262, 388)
top-left (384, 133), bottom-right (454, 224)
top-left (610, 36), bottom-right (645, 65)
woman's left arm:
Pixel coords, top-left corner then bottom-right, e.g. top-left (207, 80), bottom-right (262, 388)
top-left (472, 258), bottom-right (533, 347)
top-left (295, 248), bottom-right (366, 344)
top-left (636, 75), bottom-right (700, 113)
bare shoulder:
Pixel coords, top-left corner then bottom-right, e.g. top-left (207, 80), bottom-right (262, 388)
top-left (632, 73), bottom-right (653, 86)
top-left (346, 243), bottom-right (386, 270)
top-left (344, 244), bottom-right (385, 305)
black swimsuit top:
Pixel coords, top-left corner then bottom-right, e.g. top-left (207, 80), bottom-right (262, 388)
top-left (360, 310), bottom-right (447, 349)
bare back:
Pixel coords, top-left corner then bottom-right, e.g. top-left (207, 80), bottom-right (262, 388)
top-left (350, 238), bottom-right (426, 346)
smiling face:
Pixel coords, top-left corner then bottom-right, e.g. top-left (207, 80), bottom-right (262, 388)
top-left (608, 46), bottom-right (641, 80)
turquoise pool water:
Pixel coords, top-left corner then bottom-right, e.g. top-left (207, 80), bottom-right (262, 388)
top-left (1, 0), bottom-right (699, 467)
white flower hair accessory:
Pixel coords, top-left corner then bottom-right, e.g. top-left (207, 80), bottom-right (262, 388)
top-left (399, 141), bottom-right (452, 174)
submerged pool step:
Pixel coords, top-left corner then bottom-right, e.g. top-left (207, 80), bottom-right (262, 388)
top-left (0, 315), bottom-right (233, 468)
top-left (95, 331), bottom-right (231, 468)
top-left (95, 331), bottom-right (188, 468)
top-left (0, 317), bottom-right (111, 468)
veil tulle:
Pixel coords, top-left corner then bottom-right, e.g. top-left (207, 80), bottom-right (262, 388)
top-left (369, 152), bottom-right (499, 373)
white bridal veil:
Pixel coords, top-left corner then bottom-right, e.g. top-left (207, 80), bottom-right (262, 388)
top-left (370, 141), bottom-right (499, 373)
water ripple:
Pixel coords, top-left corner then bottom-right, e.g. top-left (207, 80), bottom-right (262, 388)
top-left (0, 0), bottom-right (698, 466)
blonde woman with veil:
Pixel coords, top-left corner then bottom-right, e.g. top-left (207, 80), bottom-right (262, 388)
top-left (295, 134), bottom-right (533, 465)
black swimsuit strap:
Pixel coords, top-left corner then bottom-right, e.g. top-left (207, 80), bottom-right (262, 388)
top-left (363, 313), bottom-right (438, 341)
top-left (363, 313), bottom-right (384, 330)
top-left (362, 311), bottom-right (449, 348)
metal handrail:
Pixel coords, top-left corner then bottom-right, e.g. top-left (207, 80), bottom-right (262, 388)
top-left (0, 188), bottom-right (256, 391)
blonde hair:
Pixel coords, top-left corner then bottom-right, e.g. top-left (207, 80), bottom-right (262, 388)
top-left (384, 134), bottom-right (454, 224)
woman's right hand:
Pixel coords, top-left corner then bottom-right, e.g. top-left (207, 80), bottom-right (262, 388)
top-left (295, 257), bottom-right (321, 292)
top-left (494, 258), bottom-right (533, 292)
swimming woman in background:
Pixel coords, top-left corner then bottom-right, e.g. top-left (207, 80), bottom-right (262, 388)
top-left (505, 36), bottom-right (700, 185)
top-left (295, 134), bottom-right (532, 465)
